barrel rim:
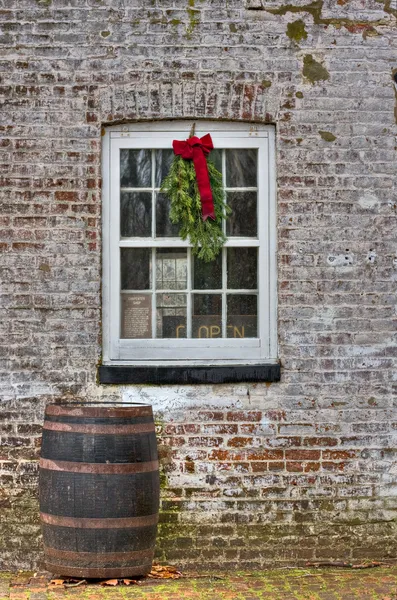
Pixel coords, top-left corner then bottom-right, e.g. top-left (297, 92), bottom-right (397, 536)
top-left (45, 403), bottom-right (153, 418)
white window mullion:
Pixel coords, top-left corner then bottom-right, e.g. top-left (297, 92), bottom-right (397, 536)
top-left (222, 247), bottom-right (227, 338)
top-left (258, 143), bottom-right (268, 357)
top-left (152, 247), bottom-right (157, 339)
top-left (110, 143), bottom-right (121, 360)
top-left (119, 238), bottom-right (260, 248)
top-left (221, 148), bottom-right (227, 338)
top-left (222, 149), bottom-right (226, 236)
top-left (187, 248), bottom-right (192, 338)
top-left (151, 150), bottom-right (156, 239)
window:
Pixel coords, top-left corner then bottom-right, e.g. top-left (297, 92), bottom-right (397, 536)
top-left (102, 122), bottom-right (277, 368)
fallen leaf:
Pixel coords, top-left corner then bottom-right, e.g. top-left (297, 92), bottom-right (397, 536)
top-left (49, 579), bottom-right (65, 586)
top-left (101, 579), bottom-right (119, 586)
top-left (148, 565), bottom-right (182, 579)
top-left (122, 579), bottom-right (138, 586)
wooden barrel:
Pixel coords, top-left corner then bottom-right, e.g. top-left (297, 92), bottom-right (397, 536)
top-left (39, 403), bottom-right (159, 578)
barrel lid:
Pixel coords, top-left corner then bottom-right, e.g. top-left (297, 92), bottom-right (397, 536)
top-left (45, 402), bottom-right (153, 418)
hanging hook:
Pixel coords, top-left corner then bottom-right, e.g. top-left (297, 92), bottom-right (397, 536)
top-left (189, 122), bottom-right (196, 138)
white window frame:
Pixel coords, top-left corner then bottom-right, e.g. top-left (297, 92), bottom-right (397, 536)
top-left (102, 121), bottom-right (277, 366)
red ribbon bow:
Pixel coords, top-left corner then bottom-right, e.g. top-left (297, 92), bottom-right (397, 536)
top-left (172, 133), bottom-right (215, 221)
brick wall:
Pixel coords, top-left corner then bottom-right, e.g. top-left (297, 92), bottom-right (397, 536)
top-left (1, 0), bottom-right (397, 571)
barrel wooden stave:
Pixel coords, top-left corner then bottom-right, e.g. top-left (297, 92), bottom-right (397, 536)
top-left (41, 431), bottom-right (157, 464)
top-left (39, 404), bottom-right (159, 578)
top-left (40, 472), bottom-right (159, 518)
top-left (42, 523), bottom-right (158, 552)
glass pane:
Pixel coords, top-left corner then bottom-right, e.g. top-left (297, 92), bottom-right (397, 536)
top-left (156, 293), bottom-right (187, 338)
top-left (155, 149), bottom-right (174, 187)
top-left (226, 149), bottom-right (257, 188)
top-left (209, 149), bottom-right (222, 174)
top-left (193, 253), bottom-right (222, 290)
top-left (227, 295), bottom-right (257, 338)
top-left (120, 149), bottom-right (151, 188)
top-left (192, 294), bottom-right (222, 339)
top-left (156, 249), bottom-right (187, 290)
top-left (121, 294), bottom-right (152, 339)
top-left (227, 248), bottom-right (257, 289)
top-left (121, 248), bottom-right (151, 290)
top-left (156, 193), bottom-right (180, 237)
top-left (226, 191), bottom-right (257, 237)
top-left (120, 192), bottom-right (152, 237)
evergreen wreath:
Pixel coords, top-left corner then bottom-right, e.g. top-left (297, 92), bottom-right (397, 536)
top-left (160, 125), bottom-right (231, 263)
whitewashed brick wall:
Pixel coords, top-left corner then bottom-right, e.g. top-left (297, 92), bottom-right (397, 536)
top-left (0, 0), bottom-right (397, 571)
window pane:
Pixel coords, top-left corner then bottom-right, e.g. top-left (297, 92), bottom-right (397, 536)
top-left (120, 192), bottom-right (152, 237)
top-left (120, 149), bottom-right (152, 188)
top-left (156, 293), bottom-right (187, 338)
top-left (121, 248), bottom-right (151, 290)
top-left (155, 149), bottom-right (174, 187)
top-left (209, 149), bottom-right (222, 174)
top-left (193, 253), bottom-right (222, 290)
top-left (226, 149), bottom-right (257, 188)
top-left (227, 248), bottom-right (257, 289)
top-left (227, 295), bottom-right (257, 338)
top-left (226, 191), bottom-right (257, 237)
top-left (192, 294), bottom-right (222, 339)
top-left (156, 193), bottom-right (180, 237)
top-left (156, 249), bottom-right (187, 290)
top-left (121, 294), bottom-right (152, 339)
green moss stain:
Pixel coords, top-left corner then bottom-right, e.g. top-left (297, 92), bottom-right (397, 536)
top-left (36, 0), bottom-right (52, 6)
top-left (302, 54), bottom-right (329, 83)
top-left (319, 130), bottom-right (336, 142)
top-left (186, 7), bottom-right (200, 37)
top-left (266, 0), bottom-right (323, 22)
top-left (286, 19), bottom-right (308, 42)
top-left (296, 91), bottom-right (304, 98)
top-left (383, 0), bottom-right (397, 17)
top-left (262, 79), bottom-right (272, 88)
top-left (100, 30), bottom-right (110, 38)
top-left (229, 23), bottom-right (238, 32)
top-left (263, 0), bottom-right (389, 34)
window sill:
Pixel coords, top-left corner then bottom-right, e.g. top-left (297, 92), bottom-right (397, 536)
top-left (98, 364), bottom-right (280, 385)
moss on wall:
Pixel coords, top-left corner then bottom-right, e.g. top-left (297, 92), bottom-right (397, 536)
top-left (286, 20), bottom-right (308, 42)
top-left (302, 54), bottom-right (329, 83)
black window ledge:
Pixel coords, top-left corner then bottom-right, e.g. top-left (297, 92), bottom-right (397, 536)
top-left (98, 364), bottom-right (280, 385)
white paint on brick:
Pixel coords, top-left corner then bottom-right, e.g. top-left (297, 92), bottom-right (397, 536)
top-left (358, 193), bottom-right (380, 210)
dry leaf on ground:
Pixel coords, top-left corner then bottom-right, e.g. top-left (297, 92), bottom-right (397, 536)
top-left (148, 565), bottom-right (182, 579)
top-left (122, 579), bottom-right (139, 586)
top-left (100, 579), bottom-right (119, 586)
top-left (49, 579), bottom-right (65, 586)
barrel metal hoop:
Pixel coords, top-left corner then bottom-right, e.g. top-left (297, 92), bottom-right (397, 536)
top-left (40, 512), bottom-right (159, 528)
top-left (44, 547), bottom-right (154, 563)
top-left (45, 405), bottom-right (152, 418)
top-left (40, 458), bottom-right (159, 474)
top-left (43, 422), bottom-right (156, 434)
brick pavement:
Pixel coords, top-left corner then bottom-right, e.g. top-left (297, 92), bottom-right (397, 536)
top-left (2, 567), bottom-right (397, 600)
